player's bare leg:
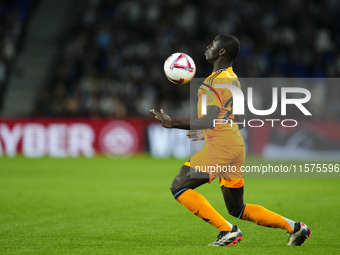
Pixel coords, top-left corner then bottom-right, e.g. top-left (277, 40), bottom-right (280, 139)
top-left (221, 185), bottom-right (311, 245)
top-left (170, 165), bottom-right (243, 246)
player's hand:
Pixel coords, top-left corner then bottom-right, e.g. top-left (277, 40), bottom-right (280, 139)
top-left (150, 109), bottom-right (174, 128)
top-left (186, 130), bottom-right (204, 141)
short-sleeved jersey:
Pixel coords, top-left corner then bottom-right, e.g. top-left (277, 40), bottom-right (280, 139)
top-left (197, 67), bottom-right (244, 145)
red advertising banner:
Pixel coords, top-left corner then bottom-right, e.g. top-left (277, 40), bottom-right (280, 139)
top-left (1, 118), bottom-right (339, 160)
top-left (249, 121), bottom-right (340, 160)
top-left (0, 118), bottom-right (147, 157)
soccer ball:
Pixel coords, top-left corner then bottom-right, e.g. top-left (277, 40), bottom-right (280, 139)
top-left (164, 53), bottom-right (196, 84)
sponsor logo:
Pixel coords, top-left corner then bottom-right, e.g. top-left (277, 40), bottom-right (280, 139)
top-left (99, 121), bottom-right (139, 157)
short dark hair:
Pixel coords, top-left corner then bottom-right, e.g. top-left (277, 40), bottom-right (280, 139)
top-left (218, 34), bottom-right (240, 61)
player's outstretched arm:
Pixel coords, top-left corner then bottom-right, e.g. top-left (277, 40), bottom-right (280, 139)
top-left (150, 109), bottom-right (174, 128)
top-left (150, 106), bottom-right (220, 130)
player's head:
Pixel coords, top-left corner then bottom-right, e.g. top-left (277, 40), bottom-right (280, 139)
top-left (205, 34), bottom-right (240, 64)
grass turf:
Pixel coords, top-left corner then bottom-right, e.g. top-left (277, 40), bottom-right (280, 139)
top-left (0, 155), bottom-right (340, 255)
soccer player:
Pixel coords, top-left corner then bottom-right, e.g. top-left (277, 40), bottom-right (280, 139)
top-left (150, 34), bottom-right (311, 246)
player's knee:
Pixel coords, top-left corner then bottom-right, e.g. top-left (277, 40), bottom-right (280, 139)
top-left (170, 183), bottom-right (176, 193)
top-left (170, 179), bottom-right (189, 200)
top-left (170, 178), bottom-right (179, 193)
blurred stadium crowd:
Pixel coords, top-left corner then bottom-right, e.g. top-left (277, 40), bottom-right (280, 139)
top-left (0, 0), bottom-right (38, 113)
top-left (1, 0), bottom-right (340, 119)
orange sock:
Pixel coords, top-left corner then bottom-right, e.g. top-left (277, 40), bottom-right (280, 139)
top-left (241, 204), bottom-right (294, 233)
top-left (176, 189), bottom-right (232, 232)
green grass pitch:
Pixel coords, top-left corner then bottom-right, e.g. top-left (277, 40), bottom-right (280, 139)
top-left (1, 155), bottom-right (340, 255)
